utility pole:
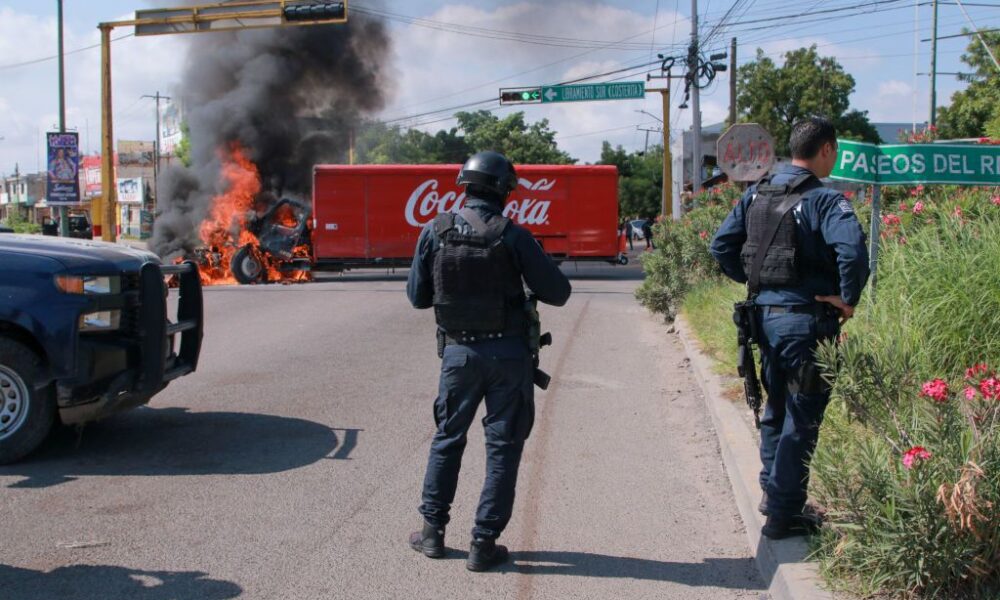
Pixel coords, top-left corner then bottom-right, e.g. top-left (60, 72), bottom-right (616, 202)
top-left (57, 0), bottom-right (69, 237)
top-left (142, 92), bottom-right (171, 212)
top-left (661, 87), bottom-right (672, 219)
top-left (729, 37), bottom-right (737, 127)
top-left (690, 0), bottom-right (702, 193)
top-left (929, 0), bottom-right (939, 127)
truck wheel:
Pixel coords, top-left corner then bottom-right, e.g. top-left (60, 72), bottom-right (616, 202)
top-left (618, 255), bottom-right (629, 266)
top-left (0, 337), bottom-right (55, 464)
top-left (232, 245), bottom-right (264, 285)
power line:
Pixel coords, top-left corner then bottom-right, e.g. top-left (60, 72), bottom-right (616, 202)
top-left (0, 33), bottom-right (135, 71)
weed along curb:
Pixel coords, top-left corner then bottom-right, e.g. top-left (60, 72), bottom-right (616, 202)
top-left (674, 315), bottom-right (837, 600)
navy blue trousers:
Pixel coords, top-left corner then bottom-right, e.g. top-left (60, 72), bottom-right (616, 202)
top-left (419, 340), bottom-right (535, 540)
top-left (757, 307), bottom-right (839, 518)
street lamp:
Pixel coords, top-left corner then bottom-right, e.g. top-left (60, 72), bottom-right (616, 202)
top-left (635, 109), bottom-right (663, 124)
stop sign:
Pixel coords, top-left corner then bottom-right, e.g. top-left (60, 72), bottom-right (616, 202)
top-left (717, 124), bottom-right (776, 182)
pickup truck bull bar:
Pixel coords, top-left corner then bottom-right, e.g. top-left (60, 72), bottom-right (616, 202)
top-left (138, 261), bottom-right (203, 393)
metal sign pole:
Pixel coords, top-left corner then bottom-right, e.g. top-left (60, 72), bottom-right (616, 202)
top-left (868, 184), bottom-right (882, 299)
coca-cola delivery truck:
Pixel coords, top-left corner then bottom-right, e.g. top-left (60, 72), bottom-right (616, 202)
top-left (228, 164), bottom-right (626, 283)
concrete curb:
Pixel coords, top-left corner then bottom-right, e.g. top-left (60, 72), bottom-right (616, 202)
top-left (675, 315), bottom-right (837, 600)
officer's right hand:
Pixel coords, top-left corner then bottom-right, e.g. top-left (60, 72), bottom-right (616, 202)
top-left (815, 295), bottom-right (854, 324)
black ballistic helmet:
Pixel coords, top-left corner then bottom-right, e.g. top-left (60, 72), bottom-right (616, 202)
top-left (456, 151), bottom-right (518, 200)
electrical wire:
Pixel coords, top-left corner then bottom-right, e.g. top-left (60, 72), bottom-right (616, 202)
top-left (0, 33), bottom-right (135, 71)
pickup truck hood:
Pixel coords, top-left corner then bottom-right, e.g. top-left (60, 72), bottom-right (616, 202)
top-left (0, 234), bottom-right (160, 273)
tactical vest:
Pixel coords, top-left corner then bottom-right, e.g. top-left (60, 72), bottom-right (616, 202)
top-left (432, 207), bottom-right (523, 335)
top-left (740, 172), bottom-right (820, 293)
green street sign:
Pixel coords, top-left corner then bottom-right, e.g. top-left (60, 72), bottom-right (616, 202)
top-left (832, 139), bottom-right (1000, 186)
top-left (499, 81), bottom-right (645, 106)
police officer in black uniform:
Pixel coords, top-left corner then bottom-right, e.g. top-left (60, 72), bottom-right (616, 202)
top-left (710, 117), bottom-right (870, 539)
top-left (406, 151), bottom-right (571, 571)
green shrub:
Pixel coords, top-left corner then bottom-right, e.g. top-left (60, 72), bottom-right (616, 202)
top-left (636, 183), bottom-right (737, 320)
top-left (811, 192), bottom-right (1000, 598)
top-left (1, 211), bottom-right (41, 234)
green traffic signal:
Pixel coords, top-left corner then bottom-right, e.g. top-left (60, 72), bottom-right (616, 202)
top-left (521, 92), bottom-right (532, 100)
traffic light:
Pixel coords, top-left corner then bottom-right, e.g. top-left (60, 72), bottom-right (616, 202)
top-left (499, 88), bottom-right (541, 105)
top-left (283, 1), bottom-right (346, 23)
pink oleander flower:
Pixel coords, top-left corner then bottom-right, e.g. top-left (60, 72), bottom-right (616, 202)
top-left (954, 206), bottom-right (964, 218)
top-left (965, 363), bottom-right (989, 379)
top-left (902, 446), bottom-right (932, 469)
top-left (882, 214), bottom-right (901, 226)
top-left (979, 377), bottom-right (1000, 400)
top-left (964, 386), bottom-right (978, 400)
top-left (920, 378), bottom-right (949, 403)
top-left (913, 201), bottom-right (925, 214)
top-left (844, 191), bottom-right (855, 200)
top-left (699, 231), bottom-right (708, 240)
top-left (899, 202), bottom-right (909, 212)
top-left (992, 196), bottom-right (1000, 206)
top-left (898, 236), bottom-right (907, 245)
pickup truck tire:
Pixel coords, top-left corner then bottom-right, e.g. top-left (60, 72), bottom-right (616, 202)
top-left (232, 245), bottom-right (265, 285)
top-left (0, 337), bottom-right (55, 464)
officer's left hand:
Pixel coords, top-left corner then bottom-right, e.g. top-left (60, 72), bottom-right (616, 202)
top-left (815, 295), bottom-right (854, 324)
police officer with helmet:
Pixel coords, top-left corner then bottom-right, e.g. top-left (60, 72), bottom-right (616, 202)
top-left (406, 151), bottom-right (571, 570)
top-left (710, 117), bottom-right (870, 539)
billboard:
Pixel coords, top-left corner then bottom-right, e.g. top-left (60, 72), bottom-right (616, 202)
top-left (80, 155), bottom-right (102, 198)
top-left (118, 140), bottom-right (155, 166)
top-left (117, 177), bottom-right (145, 204)
top-left (159, 101), bottom-right (183, 156)
top-left (46, 132), bottom-right (81, 205)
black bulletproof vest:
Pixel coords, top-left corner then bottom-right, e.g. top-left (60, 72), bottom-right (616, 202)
top-left (740, 172), bottom-right (820, 293)
top-left (432, 207), bottom-right (523, 334)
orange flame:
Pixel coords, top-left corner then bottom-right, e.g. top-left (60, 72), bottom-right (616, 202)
top-left (191, 143), bottom-right (312, 286)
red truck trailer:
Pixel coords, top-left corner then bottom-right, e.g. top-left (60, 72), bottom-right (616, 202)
top-left (308, 164), bottom-right (626, 271)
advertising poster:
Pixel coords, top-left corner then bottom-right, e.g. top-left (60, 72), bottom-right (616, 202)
top-left (117, 177), bottom-right (144, 204)
top-left (81, 155), bottom-right (102, 198)
top-left (118, 140), bottom-right (155, 166)
top-left (46, 131), bottom-right (81, 205)
top-left (159, 101), bottom-right (183, 156)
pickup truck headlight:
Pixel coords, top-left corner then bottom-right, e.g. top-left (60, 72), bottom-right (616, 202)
top-left (55, 275), bottom-right (119, 295)
top-left (79, 310), bottom-right (122, 332)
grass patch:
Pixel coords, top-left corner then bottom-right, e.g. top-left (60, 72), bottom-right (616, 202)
top-left (680, 280), bottom-right (743, 375)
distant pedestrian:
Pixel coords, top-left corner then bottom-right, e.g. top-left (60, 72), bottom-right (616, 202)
top-left (622, 219), bottom-right (634, 251)
top-left (641, 219), bottom-right (654, 250)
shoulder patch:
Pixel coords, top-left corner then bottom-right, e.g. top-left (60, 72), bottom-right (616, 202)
top-left (838, 198), bottom-right (855, 214)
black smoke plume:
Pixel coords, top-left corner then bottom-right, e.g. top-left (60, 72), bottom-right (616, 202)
top-left (151, 16), bottom-right (392, 258)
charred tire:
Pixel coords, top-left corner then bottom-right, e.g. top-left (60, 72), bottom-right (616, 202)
top-left (232, 245), bottom-right (265, 285)
top-left (0, 337), bottom-right (55, 464)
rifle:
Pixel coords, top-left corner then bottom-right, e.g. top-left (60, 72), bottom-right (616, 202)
top-left (732, 298), bottom-right (764, 428)
top-left (524, 295), bottom-right (553, 390)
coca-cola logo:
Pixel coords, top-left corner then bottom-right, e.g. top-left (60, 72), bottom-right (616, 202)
top-left (404, 178), bottom-right (554, 227)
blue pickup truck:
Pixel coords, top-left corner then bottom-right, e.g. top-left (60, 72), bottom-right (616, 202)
top-left (0, 234), bottom-right (203, 463)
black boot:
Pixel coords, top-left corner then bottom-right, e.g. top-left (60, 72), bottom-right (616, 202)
top-left (466, 537), bottom-right (509, 572)
top-left (408, 522), bottom-right (445, 558)
top-left (761, 514), bottom-right (820, 540)
top-left (758, 492), bottom-right (769, 516)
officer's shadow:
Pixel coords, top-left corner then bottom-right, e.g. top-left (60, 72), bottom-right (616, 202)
top-left (450, 549), bottom-right (763, 588)
top-left (0, 563), bottom-right (242, 600)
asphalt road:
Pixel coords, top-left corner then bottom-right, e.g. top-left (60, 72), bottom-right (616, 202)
top-left (1, 258), bottom-right (765, 600)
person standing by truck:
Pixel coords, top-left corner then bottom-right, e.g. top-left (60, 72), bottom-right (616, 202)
top-left (406, 151), bottom-right (571, 571)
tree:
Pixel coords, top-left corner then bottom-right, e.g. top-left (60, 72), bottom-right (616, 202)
top-left (174, 122), bottom-right (192, 168)
top-left (455, 111), bottom-right (576, 164)
top-left (599, 141), bottom-right (663, 218)
top-left (737, 45), bottom-right (880, 155)
top-left (936, 31), bottom-right (1000, 139)
top-left (355, 122), bottom-right (470, 164)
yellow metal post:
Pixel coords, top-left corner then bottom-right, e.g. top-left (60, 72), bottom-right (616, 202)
top-left (661, 86), bottom-right (672, 219)
top-left (99, 24), bottom-right (117, 242)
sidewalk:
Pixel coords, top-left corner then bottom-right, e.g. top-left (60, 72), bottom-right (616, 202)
top-left (675, 316), bottom-right (839, 600)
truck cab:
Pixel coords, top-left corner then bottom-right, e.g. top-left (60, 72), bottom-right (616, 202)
top-left (0, 235), bottom-right (203, 463)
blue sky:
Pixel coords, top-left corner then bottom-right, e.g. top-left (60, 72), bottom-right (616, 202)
top-left (1, 0), bottom-right (996, 173)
